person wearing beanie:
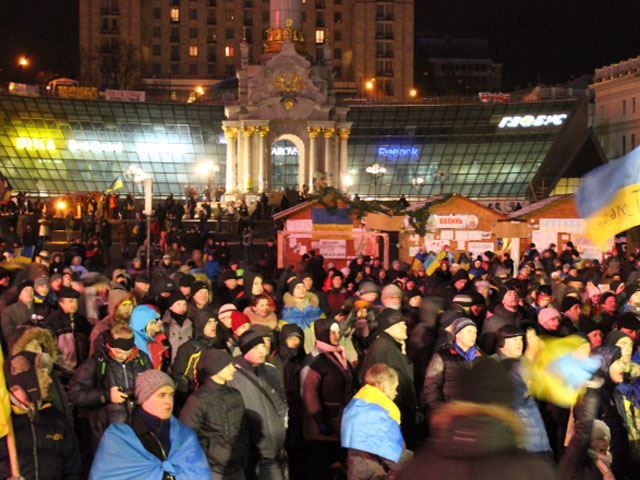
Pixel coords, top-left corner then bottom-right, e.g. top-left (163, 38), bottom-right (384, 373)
top-left (180, 348), bottom-right (249, 479)
top-left (423, 317), bottom-right (481, 413)
top-left (282, 276), bottom-right (323, 354)
top-left (341, 364), bottom-right (405, 480)
top-left (360, 307), bottom-right (418, 449)
top-left (616, 312), bottom-right (640, 342)
top-left (178, 273), bottom-right (196, 300)
top-left (216, 270), bottom-right (242, 306)
top-left (1, 280), bottom-right (38, 347)
top-left (435, 268), bottom-right (471, 310)
top-left (559, 296), bottom-right (582, 337)
top-left (0, 351), bottom-right (83, 480)
top-left (187, 280), bottom-right (213, 321)
top-left (325, 271), bottom-right (350, 315)
top-left (45, 285), bottom-right (92, 371)
top-left (130, 304), bottom-right (167, 370)
top-left (381, 283), bottom-right (403, 311)
top-left (228, 324), bottom-right (288, 479)
top-left (68, 323), bottom-right (151, 449)
top-left (580, 317), bottom-right (605, 349)
top-left (300, 317), bottom-right (354, 478)
top-left (593, 291), bottom-right (618, 334)
top-left (491, 324), bottom-right (524, 361)
top-left (230, 311), bottom-right (251, 338)
top-left (33, 275), bottom-right (55, 320)
top-left (132, 273), bottom-right (152, 305)
top-left (217, 303), bottom-right (238, 329)
top-left (480, 288), bottom-right (525, 355)
top-left (400, 358), bottom-right (557, 480)
top-left (537, 307), bottom-right (562, 336)
top-left (161, 291), bottom-right (193, 364)
top-left (90, 369), bottom-right (209, 479)
top-left (89, 291), bottom-right (136, 356)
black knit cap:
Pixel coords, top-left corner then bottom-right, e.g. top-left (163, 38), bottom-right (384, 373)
top-left (221, 270), bottom-right (237, 282)
top-left (191, 281), bottom-right (209, 295)
top-left (58, 286), bottom-right (80, 299)
top-left (454, 357), bottom-right (514, 406)
top-left (561, 296), bottom-right (581, 313)
top-left (167, 291), bottom-right (187, 308)
top-left (376, 308), bottom-right (405, 332)
top-left (199, 349), bottom-right (232, 377)
top-left (617, 312), bottom-right (640, 331)
top-left (16, 280), bottom-right (34, 297)
top-left (179, 274), bottom-right (196, 288)
top-left (238, 328), bottom-right (265, 355)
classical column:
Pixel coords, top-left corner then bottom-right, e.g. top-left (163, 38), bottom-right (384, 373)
top-left (242, 126), bottom-right (256, 192)
top-left (323, 127), bottom-right (335, 188)
top-left (222, 126), bottom-right (239, 192)
top-left (307, 127), bottom-right (321, 192)
top-left (257, 126), bottom-right (270, 192)
top-left (338, 128), bottom-right (351, 190)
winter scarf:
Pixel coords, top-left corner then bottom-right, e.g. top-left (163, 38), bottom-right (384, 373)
top-left (453, 342), bottom-right (478, 362)
top-left (315, 340), bottom-right (348, 371)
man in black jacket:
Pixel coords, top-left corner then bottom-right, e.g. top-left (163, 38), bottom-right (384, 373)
top-left (68, 324), bottom-right (151, 449)
top-left (180, 349), bottom-right (249, 480)
top-left (360, 308), bottom-right (418, 449)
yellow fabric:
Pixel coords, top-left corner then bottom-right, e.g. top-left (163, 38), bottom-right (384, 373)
top-left (354, 384), bottom-right (401, 424)
top-left (585, 183), bottom-right (640, 246)
top-left (0, 349), bottom-right (10, 437)
top-left (426, 250), bottom-right (447, 276)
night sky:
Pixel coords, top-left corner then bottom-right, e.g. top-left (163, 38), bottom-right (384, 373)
top-left (2, 0), bottom-right (640, 89)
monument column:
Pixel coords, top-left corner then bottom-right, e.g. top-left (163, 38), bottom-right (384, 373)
top-left (323, 127), bottom-right (335, 187)
top-left (338, 128), bottom-right (351, 190)
top-left (257, 126), bottom-right (270, 192)
top-left (222, 126), bottom-right (239, 193)
top-left (242, 125), bottom-right (256, 192)
top-left (307, 127), bottom-right (321, 192)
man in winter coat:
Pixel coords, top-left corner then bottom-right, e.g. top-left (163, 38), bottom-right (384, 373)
top-left (480, 287), bottom-right (525, 354)
top-left (162, 292), bottom-right (193, 364)
top-left (0, 350), bottom-right (82, 480)
top-left (360, 308), bottom-right (418, 450)
top-left (69, 324), bottom-right (151, 449)
top-left (89, 369), bottom-right (210, 479)
top-left (399, 358), bottom-right (558, 480)
top-left (228, 328), bottom-right (288, 480)
top-left (180, 349), bottom-right (249, 480)
top-left (1, 280), bottom-right (40, 347)
top-left (301, 317), bottom-right (355, 480)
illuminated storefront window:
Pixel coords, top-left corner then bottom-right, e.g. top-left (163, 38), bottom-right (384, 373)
top-left (271, 140), bottom-right (299, 190)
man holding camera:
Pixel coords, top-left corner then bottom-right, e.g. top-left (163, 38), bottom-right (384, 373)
top-left (69, 323), bottom-right (152, 450)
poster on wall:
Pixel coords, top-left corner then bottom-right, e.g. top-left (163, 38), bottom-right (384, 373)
top-left (532, 231), bottom-right (558, 250)
top-left (319, 239), bottom-right (347, 259)
top-left (286, 219), bottom-right (312, 231)
top-left (428, 214), bottom-right (480, 230)
top-left (467, 242), bottom-right (495, 258)
top-left (539, 218), bottom-right (585, 233)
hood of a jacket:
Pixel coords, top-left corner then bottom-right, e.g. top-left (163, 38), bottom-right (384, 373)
top-left (242, 269), bottom-right (261, 298)
top-left (429, 401), bottom-right (523, 459)
top-left (10, 326), bottom-right (59, 362)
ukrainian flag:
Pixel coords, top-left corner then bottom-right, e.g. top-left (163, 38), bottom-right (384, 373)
top-left (311, 207), bottom-right (352, 238)
top-left (575, 147), bottom-right (640, 246)
top-left (105, 176), bottom-right (124, 193)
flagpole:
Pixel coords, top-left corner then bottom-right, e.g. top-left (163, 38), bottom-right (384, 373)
top-left (6, 416), bottom-right (20, 478)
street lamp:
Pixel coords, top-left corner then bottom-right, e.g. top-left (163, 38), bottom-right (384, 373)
top-left (17, 56), bottom-right (29, 68)
top-left (409, 88), bottom-right (418, 98)
top-left (196, 160), bottom-right (218, 201)
top-left (126, 166), bottom-right (153, 271)
top-left (411, 176), bottom-right (425, 198)
top-left (366, 163), bottom-right (387, 197)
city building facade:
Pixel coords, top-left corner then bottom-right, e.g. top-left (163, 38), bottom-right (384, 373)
top-left (79, 0), bottom-right (415, 101)
top-left (591, 56), bottom-right (640, 160)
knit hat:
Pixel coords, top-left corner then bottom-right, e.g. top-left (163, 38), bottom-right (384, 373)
top-left (281, 323), bottom-right (304, 341)
top-left (604, 330), bottom-right (631, 347)
top-left (287, 277), bottom-right (305, 295)
top-left (135, 370), bottom-right (175, 405)
top-left (179, 274), bottom-right (195, 288)
top-left (452, 294), bottom-right (473, 308)
top-left (167, 291), bottom-right (187, 308)
top-left (591, 419), bottom-right (611, 441)
top-left (579, 317), bottom-right (602, 335)
top-left (454, 357), bottom-right (514, 406)
top-left (5, 351), bottom-right (53, 403)
top-left (381, 284), bottom-right (403, 299)
top-left (538, 307), bottom-right (560, 324)
top-left (221, 270), bottom-right (237, 282)
top-left (191, 281), bottom-right (209, 296)
top-left (218, 303), bottom-right (237, 319)
top-left (357, 281), bottom-right (380, 297)
top-left (230, 311), bottom-right (251, 335)
top-left (16, 280), bottom-right (34, 297)
top-left (58, 286), bottom-right (80, 299)
top-left (452, 317), bottom-right (477, 336)
top-left (199, 349), bottom-right (233, 377)
top-left (376, 308), bottom-right (405, 332)
top-left (314, 317), bottom-right (340, 344)
top-left (238, 328), bottom-right (266, 355)
top-left (192, 308), bottom-right (216, 336)
top-left (34, 276), bottom-right (49, 289)
top-left (561, 296), bottom-right (581, 313)
top-left (616, 312), bottom-right (640, 331)
top-left (452, 269), bottom-right (469, 282)
top-left (134, 273), bottom-right (151, 284)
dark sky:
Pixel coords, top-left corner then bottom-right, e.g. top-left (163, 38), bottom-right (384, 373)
top-left (1, 0), bottom-right (640, 89)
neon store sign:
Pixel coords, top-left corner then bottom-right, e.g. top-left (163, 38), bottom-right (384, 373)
top-left (69, 139), bottom-right (124, 153)
top-left (377, 146), bottom-right (421, 158)
top-left (15, 137), bottom-right (56, 151)
top-left (498, 114), bottom-right (568, 128)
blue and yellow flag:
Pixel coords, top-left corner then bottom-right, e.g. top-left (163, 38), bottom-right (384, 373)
top-left (105, 176), bottom-right (124, 193)
top-left (311, 208), bottom-right (352, 239)
top-left (0, 349), bottom-right (11, 437)
top-left (575, 147), bottom-right (640, 246)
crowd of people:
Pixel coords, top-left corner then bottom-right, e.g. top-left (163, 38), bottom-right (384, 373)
top-left (1, 195), bottom-right (640, 479)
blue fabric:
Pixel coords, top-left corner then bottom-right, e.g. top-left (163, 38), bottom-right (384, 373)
top-left (89, 416), bottom-right (209, 480)
top-left (281, 304), bottom-right (322, 330)
top-left (422, 254), bottom-right (435, 271)
top-left (548, 352), bottom-right (601, 389)
top-left (204, 260), bottom-right (221, 281)
top-left (130, 305), bottom-right (160, 357)
top-left (453, 342), bottom-right (478, 362)
top-left (616, 380), bottom-right (640, 410)
top-left (340, 398), bottom-right (403, 462)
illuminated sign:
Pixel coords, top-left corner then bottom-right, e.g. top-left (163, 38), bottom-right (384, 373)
top-left (68, 140), bottom-right (124, 153)
top-left (271, 145), bottom-right (299, 156)
top-left (377, 146), bottom-right (421, 157)
top-left (498, 114), bottom-right (568, 128)
top-left (15, 137), bottom-right (56, 151)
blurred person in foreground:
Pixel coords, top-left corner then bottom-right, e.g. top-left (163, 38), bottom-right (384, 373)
top-left (399, 357), bottom-right (558, 480)
top-left (89, 369), bottom-right (209, 479)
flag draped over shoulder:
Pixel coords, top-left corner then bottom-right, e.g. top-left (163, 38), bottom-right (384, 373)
top-left (0, 349), bottom-right (11, 437)
top-left (104, 176), bottom-right (123, 193)
top-left (575, 147), bottom-right (640, 246)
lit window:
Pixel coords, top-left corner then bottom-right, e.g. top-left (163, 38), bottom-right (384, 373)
top-left (189, 45), bottom-right (199, 56)
top-left (170, 8), bottom-right (180, 22)
top-left (315, 29), bottom-right (325, 44)
top-left (225, 46), bottom-right (234, 57)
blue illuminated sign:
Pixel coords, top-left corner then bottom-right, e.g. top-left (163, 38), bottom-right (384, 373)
top-left (377, 146), bottom-right (421, 158)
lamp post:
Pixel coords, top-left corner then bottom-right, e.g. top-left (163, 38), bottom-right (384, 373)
top-left (366, 163), bottom-right (387, 197)
top-left (126, 166), bottom-right (153, 271)
top-left (411, 176), bottom-right (425, 198)
top-left (196, 160), bottom-right (218, 201)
